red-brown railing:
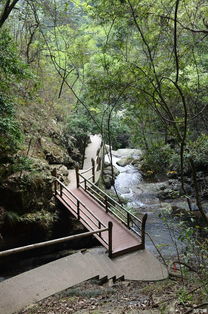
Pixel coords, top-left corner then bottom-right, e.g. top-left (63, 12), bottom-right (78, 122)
top-left (54, 179), bottom-right (113, 257)
top-left (76, 169), bottom-right (147, 249)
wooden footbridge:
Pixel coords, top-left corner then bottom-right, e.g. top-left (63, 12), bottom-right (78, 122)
top-left (0, 137), bottom-right (168, 314)
top-left (54, 162), bottom-right (147, 258)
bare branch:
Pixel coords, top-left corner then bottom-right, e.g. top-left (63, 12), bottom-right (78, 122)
top-left (0, 0), bottom-right (20, 28)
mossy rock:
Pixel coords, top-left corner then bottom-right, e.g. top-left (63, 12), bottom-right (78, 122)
top-left (103, 175), bottom-right (114, 189)
top-left (0, 171), bottom-right (54, 214)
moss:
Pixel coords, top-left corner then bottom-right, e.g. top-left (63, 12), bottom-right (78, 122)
top-left (20, 210), bottom-right (57, 229)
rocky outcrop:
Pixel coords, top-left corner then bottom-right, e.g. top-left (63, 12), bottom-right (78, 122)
top-left (102, 164), bottom-right (120, 189)
top-left (158, 179), bottom-right (193, 200)
top-left (0, 172), bottom-right (54, 215)
top-left (41, 137), bottom-right (78, 169)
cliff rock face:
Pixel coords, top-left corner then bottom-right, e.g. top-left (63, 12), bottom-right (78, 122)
top-left (0, 131), bottom-right (83, 249)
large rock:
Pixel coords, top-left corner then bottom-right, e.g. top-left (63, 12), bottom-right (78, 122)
top-left (50, 165), bottom-right (69, 185)
top-left (103, 175), bottom-right (114, 189)
top-left (0, 170), bottom-right (54, 214)
top-left (113, 148), bottom-right (143, 167)
top-left (41, 137), bottom-right (77, 169)
top-left (116, 157), bottom-right (134, 167)
top-left (103, 166), bottom-right (119, 177)
top-left (102, 165), bottom-right (119, 189)
top-left (114, 148), bottom-right (142, 158)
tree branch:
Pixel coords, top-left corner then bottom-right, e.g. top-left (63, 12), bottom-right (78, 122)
top-left (0, 0), bottom-right (20, 28)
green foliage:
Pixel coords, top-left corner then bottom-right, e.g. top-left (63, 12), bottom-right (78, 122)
top-left (167, 135), bottom-right (208, 174)
top-left (0, 94), bottom-right (22, 158)
top-left (142, 142), bottom-right (173, 174)
top-left (64, 112), bottom-right (93, 157)
top-left (178, 222), bottom-right (208, 270)
top-left (5, 211), bottom-right (21, 224)
top-left (187, 135), bottom-right (208, 169)
top-left (177, 287), bottom-right (193, 305)
top-left (0, 29), bottom-right (30, 88)
top-left (12, 156), bottom-right (34, 173)
top-left (64, 113), bottom-right (93, 144)
top-left (0, 29), bottom-right (32, 160)
top-left (20, 210), bottom-right (57, 229)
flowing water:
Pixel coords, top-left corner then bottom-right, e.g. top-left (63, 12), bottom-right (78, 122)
top-left (106, 149), bottom-right (183, 257)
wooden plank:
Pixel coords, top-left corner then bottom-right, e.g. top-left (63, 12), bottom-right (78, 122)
top-left (56, 188), bottom-right (142, 257)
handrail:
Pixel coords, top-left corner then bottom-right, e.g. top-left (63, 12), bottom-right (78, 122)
top-left (80, 167), bottom-right (93, 175)
top-left (77, 173), bottom-right (147, 247)
top-left (55, 179), bottom-right (106, 229)
top-left (79, 173), bottom-right (142, 225)
top-left (54, 179), bottom-right (113, 257)
top-left (0, 228), bottom-right (109, 258)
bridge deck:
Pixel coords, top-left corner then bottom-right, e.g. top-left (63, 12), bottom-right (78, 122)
top-left (56, 188), bottom-right (142, 257)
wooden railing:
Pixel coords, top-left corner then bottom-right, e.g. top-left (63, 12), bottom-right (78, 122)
top-left (54, 179), bottom-right (113, 257)
top-left (76, 170), bottom-right (147, 249)
top-left (0, 228), bottom-right (111, 258)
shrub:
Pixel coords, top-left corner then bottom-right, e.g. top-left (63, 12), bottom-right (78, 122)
top-left (142, 142), bottom-right (173, 174)
top-left (0, 94), bottom-right (22, 159)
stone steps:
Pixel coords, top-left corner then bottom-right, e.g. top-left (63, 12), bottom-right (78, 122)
top-left (82, 251), bottom-right (125, 281)
top-left (0, 251), bottom-right (124, 314)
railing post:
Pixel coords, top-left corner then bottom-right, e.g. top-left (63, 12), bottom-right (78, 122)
top-left (127, 212), bottom-right (130, 228)
top-left (108, 221), bottom-right (113, 258)
top-left (75, 166), bottom-right (80, 188)
top-left (98, 221), bottom-right (101, 237)
top-left (105, 195), bottom-right (108, 213)
top-left (54, 180), bottom-right (57, 195)
top-left (91, 158), bottom-right (95, 183)
top-left (84, 178), bottom-right (87, 191)
top-left (98, 157), bottom-right (101, 171)
top-left (141, 214), bottom-right (148, 249)
top-left (77, 200), bottom-right (80, 220)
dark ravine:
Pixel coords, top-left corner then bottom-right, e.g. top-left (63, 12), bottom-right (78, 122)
top-left (0, 132), bottom-right (95, 280)
top-left (0, 209), bottom-right (100, 281)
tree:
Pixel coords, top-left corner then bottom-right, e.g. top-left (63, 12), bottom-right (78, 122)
top-left (0, 0), bottom-right (20, 28)
top-left (80, 0), bottom-right (208, 223)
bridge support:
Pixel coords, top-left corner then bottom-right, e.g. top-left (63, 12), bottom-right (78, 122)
top-left (75, 166), bottom-right (80, 188)
top-left (141, 214), bottom-right (148, 249)
top-left (91, 158), bottom-right (95, 183)
top-left (108, 221), bottom-right (113, 258)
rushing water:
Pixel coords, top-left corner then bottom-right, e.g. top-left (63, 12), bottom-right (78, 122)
top-left (106, 149), bottom-right (183, 257)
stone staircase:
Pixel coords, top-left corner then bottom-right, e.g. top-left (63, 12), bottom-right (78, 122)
top-left (0, 251), bottom-right (124, 314)
top-left (82, 251), bottom-right (125, 282)
top-left (0, 248), bottom-right (169, 314)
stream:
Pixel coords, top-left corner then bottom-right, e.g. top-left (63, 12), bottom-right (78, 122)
top-left (106, 148), bottom-right (184, 257)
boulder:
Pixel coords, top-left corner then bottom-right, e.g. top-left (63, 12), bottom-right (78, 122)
top-left (41, 137), bottom-right (77, 169)
top-left (102, 165), bottom-right (119, 189)
top-left (116, 157), bottom-right (133, 167)
top-left (158, 188), bottom-right (180, 200)
top-left (50, 165), bottom-right (69, 185)
top-left (0, 171), bottom-right (54, 214)
top-left (103, 175), bottom-right (114, 189)
top-left (103, 166), bottom-right (119, 177)
top-left (131, 158), bottom-right (142, 169)
top-left (115, 148), bottom-right (142, 158)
